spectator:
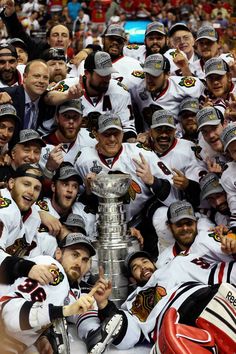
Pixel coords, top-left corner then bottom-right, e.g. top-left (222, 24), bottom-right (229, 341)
top-left (0, 43), bottom-right (22, 87)
top-left (8, 38), bottom-right (29, 65)
top-left (67, 0), bottom-right (81, 22)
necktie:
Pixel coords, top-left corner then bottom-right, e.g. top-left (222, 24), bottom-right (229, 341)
top-left (24, 102), bottom-right (36, 129)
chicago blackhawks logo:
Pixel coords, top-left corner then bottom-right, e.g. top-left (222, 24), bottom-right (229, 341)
top-left (51, 81), bottom-right (69, 92)
top-left (179, 77), bottom-right (196, 87)
top-left (0, 197), bottom-right (11, 208)
top-left (132, 71), bottom-right (145, 79)
top-left (127, 44), bottom-right (139, 50)
top-left (131, 286), bottom-right (167, 322)
top-left (50, 268), bottom-right (64, 286)
top-left (208, 231), bottom-right (221, 242)
top-left (37, 200), bottom-right (49, 211)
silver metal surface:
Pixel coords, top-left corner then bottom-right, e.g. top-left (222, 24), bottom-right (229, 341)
top-left (91, 174), bottom-right (140, 306)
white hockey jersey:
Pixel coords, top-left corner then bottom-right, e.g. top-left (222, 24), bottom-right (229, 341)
top-left (0, 255), bottom-right (70, 347)
top-left (157, 216), bottom-right (235, 268)
top-left (122, 253), bottom-right (235, 344)
top-left (158, 138), bottom-right (206, 182)
top-left (74, 143), bottom-right (179, 222)
top-left (48, 77), bottom-right (137, 138)
top-left (220, 161), bottom-right (236, 229)
top-left (0, 189), bottom-right (41, 265)
top-left (191, 53), bottom-right (235, 79)
top-left (123, 44), bottom-right (146, 64)
top-left (130, 75), bottom-right (205, 130)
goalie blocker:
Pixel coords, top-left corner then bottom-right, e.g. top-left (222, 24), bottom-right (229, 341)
top-left (152, 283), bottom-right (236, 354)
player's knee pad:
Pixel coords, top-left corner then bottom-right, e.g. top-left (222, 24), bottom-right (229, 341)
top-left (151, 308), bottom-right (217, 354)
top-left (196, 283), bottom-right (236, 354)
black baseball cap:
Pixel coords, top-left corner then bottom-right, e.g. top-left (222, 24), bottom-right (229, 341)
top-left (59, 232), bottom-right (96, 257)
top-left (124, 251), bottom-right (154, 276)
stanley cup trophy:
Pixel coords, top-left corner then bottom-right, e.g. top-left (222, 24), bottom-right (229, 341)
top-left (91, 173), bottom-right (139, 306)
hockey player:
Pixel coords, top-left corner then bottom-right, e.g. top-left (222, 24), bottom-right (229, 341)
top-left (88, 248), bottom-right (236, 353)
top-left (192, 25), bottom-right (235, 79)
top-left (156, 200), bottom-right (235, 268)
top-left (200, 172), bottom-right (230, 226)
top-left (101, 24), bottom-right (144, 90)
top-left (35, 162), bottom-right (96, 239)
top-left (45, 51), bottom-right (137, 142)
top-left (0, 163), bottom-right (58, 286)
top-left (196, 106), bottom-right (229, 173)
top-left (204, 57), bottom-right (236, 109)
top-left (178, 97), bottom-right (199, 143)
top-left (130, 53), bottom-right (205, 132)
top-left (0, 232), bottom-right (98, 353)
top-left (74, 112), bottom-right (179, 225)
top-left (123, 21), bottom-right (168, 65)
top-left (220, 123), bottom-right (236, 232)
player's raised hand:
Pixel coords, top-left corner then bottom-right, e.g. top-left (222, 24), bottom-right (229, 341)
top-left (172, 168), bottom-right (189, 190)
top-left (28, 263), bottom-right (59, 285)
top-left (0, 92), bottom-right (12, 104)
top-left (67, 82), bottom-right (84, 99)
top-left (1, 0), bottom-right (15, 16)
top-left (93, 266), bottom-right (112, 309)
top-left (219, 232), bottom-right (236, 254)
top-left (225, 93), bottom-right (236, 122)
top-left (46, 144), bottom-right (64, 172)
top-left (206, 157), bottom-right (222, 174)
top-left (133, 152), bottom-right (154, 185)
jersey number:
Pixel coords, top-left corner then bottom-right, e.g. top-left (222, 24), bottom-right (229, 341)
top-left (18, 279), bottom-right (46, 302)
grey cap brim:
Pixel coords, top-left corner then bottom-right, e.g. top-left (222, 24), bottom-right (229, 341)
top-left (19, 138), bottom-right (46, 147)
top-left (196, 36), bottom-right (217, 42)
top-left (98, 125), bottom-right (123, 133)
top-left (198, 119), bottom-right (221, 131)
top-left (200, 185), bottom-right (224, 201)
top-left (146, 29), bottom-right (166, 36)
top-left (143, 68), bottom-right (163, 77)
top-left (59, 107), bottom-right (82, 114)
top-left (94, 67), bottom-right (118, 77)
top-left (224, 136), bottom-right (236, 152)
top-left (58, 172), bottom-right (82, 182)
top-left (180, 108), bottom-right (199, 114)
top-left (170, 214), bottom-right (197, 223)
top-left (205, 70), bottom-right (227, 77)
top-left (104, 34), bottom-right (126, 40)
top-left (151, 123), bottom-right (176, 129)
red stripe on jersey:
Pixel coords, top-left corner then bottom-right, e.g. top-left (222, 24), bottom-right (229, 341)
top-left (218, 262), bottom-right (225, 283)
top-left (0, 295), bottom-right (16, 303)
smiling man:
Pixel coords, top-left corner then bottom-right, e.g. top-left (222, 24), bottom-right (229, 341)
top-left (0, 60), bottom-right (50, 130)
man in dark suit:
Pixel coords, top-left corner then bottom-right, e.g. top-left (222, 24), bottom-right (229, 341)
top-left (0, 59), bottom-right (53, 132)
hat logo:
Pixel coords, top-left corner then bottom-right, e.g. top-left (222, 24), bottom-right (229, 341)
top-left (155, 62), bottom-right (162, 69)
top-left (208, 113), bottom-right (217, 120)
top-left (167, 117), bottom-right (173, 124)
top-left (217, 63), bottom-right (223, 70)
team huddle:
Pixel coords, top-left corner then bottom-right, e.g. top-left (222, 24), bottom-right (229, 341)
top-left (0, 0), bottom-right (235, 352)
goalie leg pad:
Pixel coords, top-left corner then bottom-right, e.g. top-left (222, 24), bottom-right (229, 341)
top-left (196, 283), bottom-right (236, 354)
top-left (151, 308), bottom-right (217, 354)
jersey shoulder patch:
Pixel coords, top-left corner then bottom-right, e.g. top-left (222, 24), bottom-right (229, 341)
top-left (36, 200), bottom-right (49, 211)
top-left (136, 142), bottom-right (152, 151)
top-left (179, 77), bottom-right (196, 88)
top-left (50, 80), bottom-right (69, 92)
top-left (49, 268), bottom-right (64, 286)
top-left (116, 81), bottom-right (128, 91)
top-left (126, 44), bottom-right (139, 50)
top-left (191, 145), bottom-right (203, 160)
top-left (131, 70), bottom-right (145, 79)
top-left (208, 231), bottom-right (220, 243)
top-left (0, 197), bottom-right (11, 208)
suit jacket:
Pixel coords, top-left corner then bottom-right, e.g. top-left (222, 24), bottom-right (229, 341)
top-left (0, 85), bottom-right (55, 133)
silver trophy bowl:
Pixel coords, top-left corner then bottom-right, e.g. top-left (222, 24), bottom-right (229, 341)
top-left (91, 173), bottom-right (131, 199)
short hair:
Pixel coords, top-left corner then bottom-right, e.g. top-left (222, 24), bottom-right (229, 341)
top-left (24, 59), bottom-right (47, 75)
top-left (46, 24), bottom-right (73, 40)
